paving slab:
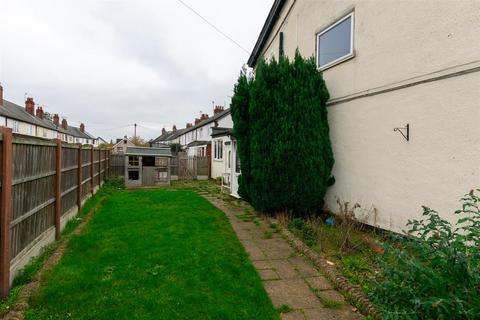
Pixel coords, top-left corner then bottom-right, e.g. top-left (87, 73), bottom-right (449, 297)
top-left (258, 268), bottom-right (280, 280)
top-left (263, 279), bottom-right (321, 309)
top-left (303, 307), bottom-right (363, 320)
top-left (269, 259), bottom-right (300, 279)
top-left (317, 290), bottom-right (347, 303)
top-left (305, 276), bottom-right (333, 291)
top-left (288, 256), bottom-right (320, 278)
top-left (281, 310), bottom-right (306, 320)
top-left (242, 240), bottom-right (267, 261)
top-left (203, 194), bottom-right (362, 320)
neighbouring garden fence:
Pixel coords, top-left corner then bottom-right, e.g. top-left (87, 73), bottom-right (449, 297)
top-left (0, 128), bottom-right (111, 297)
top-left (110, 154), bottom-right (125, 178)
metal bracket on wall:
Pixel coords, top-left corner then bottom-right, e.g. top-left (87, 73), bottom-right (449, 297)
top-left (394, 124), bottom-right (410, 141)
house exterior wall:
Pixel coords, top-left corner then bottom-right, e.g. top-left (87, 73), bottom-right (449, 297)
top-left (36, 126), bottom-right (57, 139)
top-left (6, 118), bottom-right (36, 136)
top-left (217, 113), bottom-right (233, 128)
top-left (112, 139), bottom-right (135, 154)
top-left (257, 0), bottom-right (480, 232)
top-left (211, 136), bottom-right (232, 179)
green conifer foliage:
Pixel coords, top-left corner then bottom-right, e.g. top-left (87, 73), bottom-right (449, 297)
top-left (231, 52), bottom-right (333, 214)
top-left (230, 69), bottom-right (252, 201)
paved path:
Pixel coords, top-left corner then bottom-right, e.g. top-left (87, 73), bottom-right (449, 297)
top-left (204, 195), bottom-right (363, 320)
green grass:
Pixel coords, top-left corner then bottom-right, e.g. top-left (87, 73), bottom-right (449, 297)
top-left (0, 179), bottom-right (120, 317)
top-left (26, 189), bottom-right (278, 320)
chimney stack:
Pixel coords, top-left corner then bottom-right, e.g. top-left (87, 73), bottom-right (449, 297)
top-left (162, 128), bottom-right (166, 135)
top-left (25, 97), bottom-right (35, 115)
top-left (186, 123), bottom-right (193, 128)
top-left (200, 113), bottom-right (209, 121)
top-left (214, 105), bottom-right (225, 115)
top-left (61, 118), bottom-right (68, 130)
top-left (173, 125), bottom-right (177, 132)
top-left (53, 114), bottom-right (60, 126)
top-left (80, 123), bottom-right (85, 133)
top-left (35, 106), bottom-right (44, 119)
top-left (0, 84), bottom-right (3, 106)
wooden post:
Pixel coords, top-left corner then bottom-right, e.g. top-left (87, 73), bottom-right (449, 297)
top-left (0, 127), bottom-right (12, 297)
top-left (77, 144), bottom-right (82, 211)
top-left (54, 139), bottom-right (62, 240)
top-left (106, 150), bottom-right (110, 178)
top-left (90, 145), bottom-right (94, 195)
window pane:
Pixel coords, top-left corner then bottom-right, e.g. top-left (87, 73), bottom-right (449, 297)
top-left (318, 16), bottom-right (352, 67)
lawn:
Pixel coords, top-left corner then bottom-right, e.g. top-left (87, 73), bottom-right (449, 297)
top-left (26, 189), bottom-right (278, 320)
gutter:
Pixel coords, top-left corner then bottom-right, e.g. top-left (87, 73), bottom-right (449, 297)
top-left (247, 0), bottom-right (287, 67)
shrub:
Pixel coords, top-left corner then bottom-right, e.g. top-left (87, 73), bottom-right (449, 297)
top-left (231, 51), bottom-right (333, 214)
top-left (230, 67), bottom-right (253, 201)
top-left (372, 189), bottom-right (480, 319)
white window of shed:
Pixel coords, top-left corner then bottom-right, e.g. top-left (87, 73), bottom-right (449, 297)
top-left (317, 13), bottom-right (354, 70)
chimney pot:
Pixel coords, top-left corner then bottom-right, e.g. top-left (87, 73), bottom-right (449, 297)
top-left (162, 128), bottom-right (166, 135)
top-left (25, 97), bottom-right (35, 115)
top-left (53, 114), bottom-right (60, 126)
top-left (61, 118), bottom-right (68, 130)
top-left (214, 105), bottom-right (225, 115)
top-left (80, 123), bottom-right (85, 133)
top-left (186, 123), bottom-right (193, 128)
top-left (173, 125), bottom-right (177, 132)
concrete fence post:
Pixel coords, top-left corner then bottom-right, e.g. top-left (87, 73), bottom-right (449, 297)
top-left (54, 139), bottom-right (62, 240)
top-left (0, 127), bottom-right (12, 297)
top-left (77, 144), bottom-right (82, 211)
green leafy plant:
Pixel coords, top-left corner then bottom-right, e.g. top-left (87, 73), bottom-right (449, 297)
top-left (231, 52), bottom-right (333, 215)
top-left (289, 218), bottom-right (316, 247)
top-left (373, 189), bottom-right (480, 319)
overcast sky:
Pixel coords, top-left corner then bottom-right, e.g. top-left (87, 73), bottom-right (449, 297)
top-left (0, 0), bottom-right (272, 141)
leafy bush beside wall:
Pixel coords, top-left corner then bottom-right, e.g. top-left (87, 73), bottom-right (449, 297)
top-left (373, 189), bottom-right (480, 319)
top-left (231, 52), bottom-right (333, 214)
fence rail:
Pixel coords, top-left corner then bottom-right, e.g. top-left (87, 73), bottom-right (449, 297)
top-left (0, 128), bottom-right (111, 297)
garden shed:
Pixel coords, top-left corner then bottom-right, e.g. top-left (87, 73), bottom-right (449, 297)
top-left (124, 146), bottom-right (172, 187)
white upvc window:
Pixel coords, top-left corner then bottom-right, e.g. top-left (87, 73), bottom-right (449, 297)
top-left (12, 121), bottom-right (19, 133)
top-left (214, 140), bottom-right (223, 160)
top-left (316, 12), bottom-right (354, 70)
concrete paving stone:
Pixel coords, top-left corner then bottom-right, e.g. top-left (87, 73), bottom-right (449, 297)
top-left (263, 279), bottom-right (322, 309)
top-left (269, 259), bottom-right (300, 279)
top-left (303, 308), bottom-right (363, 320)
top-left (257, 239), bottom-right (294, 259)
top-left (288, 257), bottom-right (321, 278)
top-left (252, 260), bottom-right (271, 270)
top-left (317, 290), bottom-right (346, 303)
top-left (281, 310), bottom-right (306, 320)
top-left (241, 240), bottom-right (267, 261)
top-left (305, 276), bottom-right (333, 291)
top-left (258, 268), bottom-right (280, 280)
top-left (234, 228), bottom-right (252, 240)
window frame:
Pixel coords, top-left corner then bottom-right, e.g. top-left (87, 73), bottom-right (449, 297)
top-left (214, 139), bottom-right (223, 160)
top-left (316, 12), bottom-right (355, 71)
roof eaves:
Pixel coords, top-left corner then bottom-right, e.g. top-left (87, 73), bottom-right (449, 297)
top-left (247, 0), bottom-right (287, 68)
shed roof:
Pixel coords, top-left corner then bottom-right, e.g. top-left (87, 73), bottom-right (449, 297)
top-left (126, 146), bottom-right (172, 157)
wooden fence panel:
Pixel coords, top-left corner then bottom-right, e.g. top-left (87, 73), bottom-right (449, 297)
top-left (10, 142), bottom-right (56, 260)
top-left (109, 154), bottom-right (125, 178)
top-left (0, 133), bottom-right (112, 297)
top-left (61, 147), bottom-right (78, 216)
